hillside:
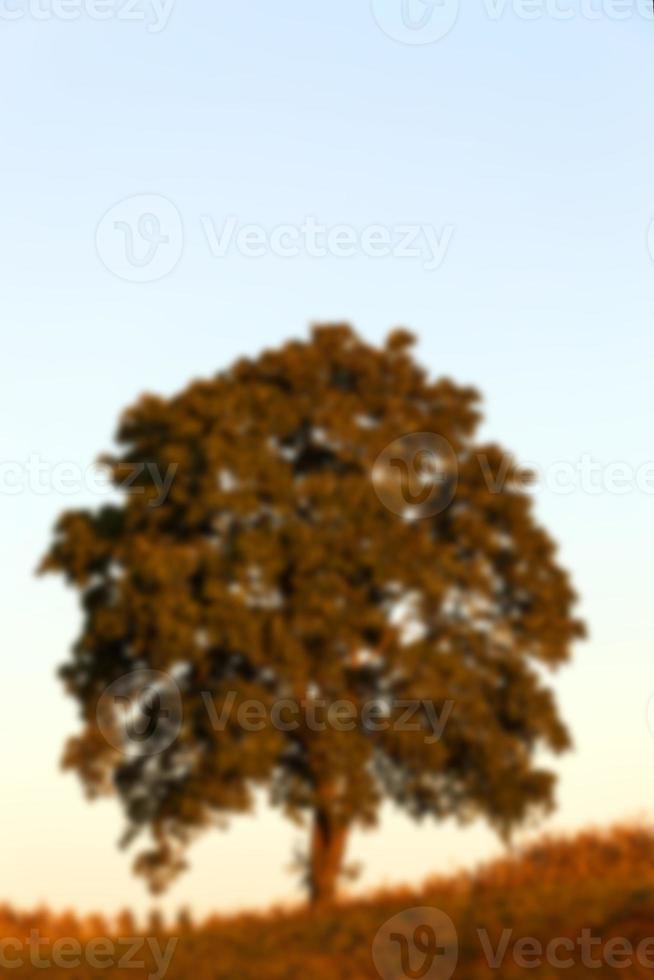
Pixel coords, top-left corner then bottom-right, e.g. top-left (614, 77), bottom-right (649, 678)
top-left (4, 825), bottom-right (654, 978)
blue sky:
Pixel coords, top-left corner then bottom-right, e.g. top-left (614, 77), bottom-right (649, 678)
top-left (3, 1), bottom-right (654, 917)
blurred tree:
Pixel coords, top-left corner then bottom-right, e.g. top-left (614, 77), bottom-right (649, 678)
top-left (116, 909), bottom-right (137, 936)
top-left (41, 325), bottom-right (584, 906)
top-left (147, 910), bottom-right (165, 935)
top-left (176, 907), bottom-right (193, 933)
top-left (81, 913), bottom-right (108, 940)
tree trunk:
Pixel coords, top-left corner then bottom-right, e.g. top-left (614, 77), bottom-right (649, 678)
top-left (309, 807), bottom-right (348, 906)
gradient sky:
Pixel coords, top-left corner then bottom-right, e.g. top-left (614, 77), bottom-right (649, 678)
top-left (2, 1), bottom-right (654, 919)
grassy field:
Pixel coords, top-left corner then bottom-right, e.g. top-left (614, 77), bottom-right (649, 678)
top-left (4, 824), bottom-right (654, 978)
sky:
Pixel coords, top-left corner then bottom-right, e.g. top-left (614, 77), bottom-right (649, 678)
top-left (2, 0), bottom-right (654, 919)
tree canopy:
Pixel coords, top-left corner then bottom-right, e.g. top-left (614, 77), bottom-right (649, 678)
top-left (41, 324), bottom-right (584, 903)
